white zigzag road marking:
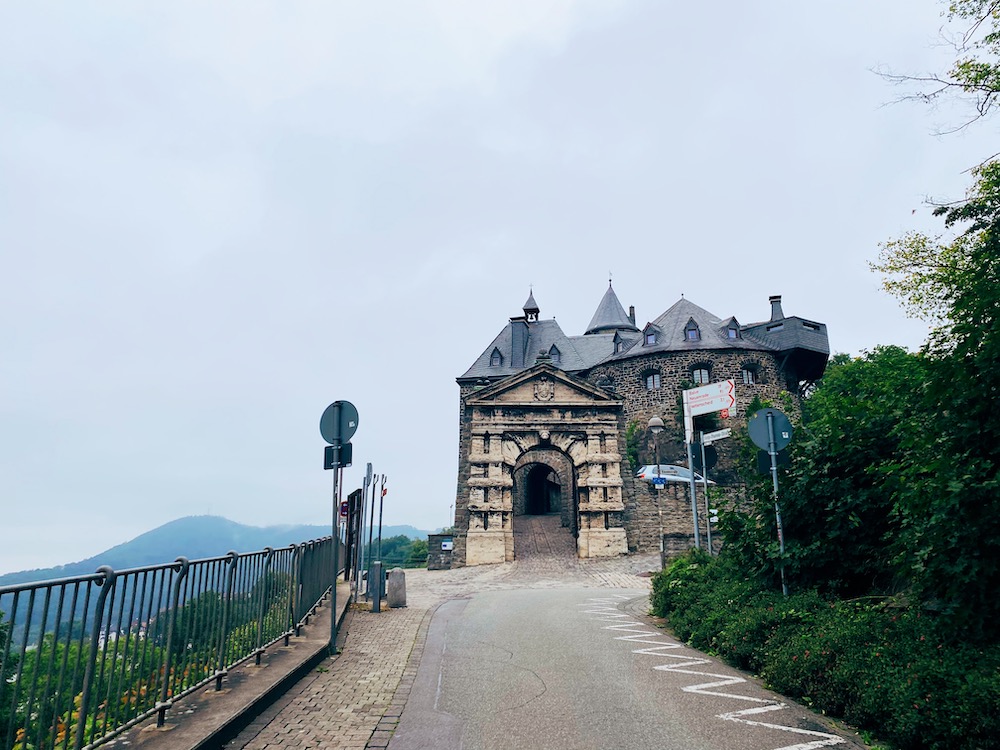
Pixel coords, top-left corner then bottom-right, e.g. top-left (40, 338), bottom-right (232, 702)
top-left (579, 596), bottom-right (846, 750)
top-left (718, 706), bottom-right (847, 750)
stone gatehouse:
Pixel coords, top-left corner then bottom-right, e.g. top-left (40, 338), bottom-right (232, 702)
top-left (451, 285), bottom-right (829, 567)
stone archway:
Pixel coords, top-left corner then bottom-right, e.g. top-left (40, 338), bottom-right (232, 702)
top-left (509, 447), bottom-right (578, 560)
top-left (454, 363), bottom-right (630, 566)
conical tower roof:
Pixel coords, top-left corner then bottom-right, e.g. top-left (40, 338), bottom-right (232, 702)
top-left (523, 290), bottom-right (539, 316)
top-left (585, 283), bottom-right (638, 335)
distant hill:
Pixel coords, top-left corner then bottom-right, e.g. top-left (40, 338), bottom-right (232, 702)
top-left (0, 516), bottom-right (433, 587)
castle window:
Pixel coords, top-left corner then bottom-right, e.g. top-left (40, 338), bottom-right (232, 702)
top-left (685, 319), bottom-right (701, 341)
top-left (645, 332), bottom-right (656, 345)
top-left (613, 333), bottom-right (626, 354)
top-left (644, 371), bottom-right (661, 390)
top-left (728, 326), bottom-right (740, 339)
top-left (549, 345), bottom-right (561, 363)
top-left (691, 367), bottom-right (710, 385)
top-left (741, 367), bottom-right (757, 385)
top-left (490, 348), bottom-right (503, 367)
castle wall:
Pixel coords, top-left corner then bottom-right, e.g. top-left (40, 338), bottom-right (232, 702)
top-left (453, 349), bottom-right (805, 565)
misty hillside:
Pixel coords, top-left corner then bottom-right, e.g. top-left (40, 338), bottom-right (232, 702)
top-left (0, 516), bottom-right (432, 586)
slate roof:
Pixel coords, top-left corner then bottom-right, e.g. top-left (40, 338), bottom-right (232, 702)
top-left (585, 283), bottom-right (638, 335)
top-left (459, 291), bottom-right (830, 382)
top-left (606, 298), bottom-right (776, 361)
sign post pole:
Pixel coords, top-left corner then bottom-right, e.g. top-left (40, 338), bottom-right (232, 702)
top-left (320, 400), bottom-right (359, 651)
top-left (700, 432), bottom-right (713, 554)
top-left (767, 411), bottom-right (789, 596)
top-left (326, 403), bottom-right (341, 651)
top-left (748, 407), bottom-right (793, 597)
top-left (682, 390), bottom-right (701, 549)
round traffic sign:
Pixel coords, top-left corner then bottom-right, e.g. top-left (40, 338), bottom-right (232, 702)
top-left (320, 400), bottom-right (359, 444)
top-left (748, 408), bottom-right (793, 452)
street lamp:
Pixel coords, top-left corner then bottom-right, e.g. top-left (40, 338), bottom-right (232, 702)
top-left (647, 416), bottom-right (664, 477)
top-left (648, 415), bottom-right (665, 567)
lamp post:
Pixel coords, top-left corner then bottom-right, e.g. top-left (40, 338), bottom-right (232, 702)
top-left (648, 416), bottom-right (664, 567)
top-left (648, 416), bottom-right (664, 473)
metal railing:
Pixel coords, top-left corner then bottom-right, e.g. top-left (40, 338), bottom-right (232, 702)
top-left (0, 538), bottom-right (340, 750)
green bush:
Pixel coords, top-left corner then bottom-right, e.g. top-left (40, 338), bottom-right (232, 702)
top-left (649, 551), bottom-right (1000, 749)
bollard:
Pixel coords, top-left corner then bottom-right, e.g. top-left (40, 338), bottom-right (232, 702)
top-left (372, 561), bottom-right (382, 613)
top-left (387, 567), bottom-right (407, 608)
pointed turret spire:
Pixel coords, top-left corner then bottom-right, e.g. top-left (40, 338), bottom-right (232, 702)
top-left (585, 282), bottom-right (639, 335)
top-left (523, 289), bottom-right (539, 322)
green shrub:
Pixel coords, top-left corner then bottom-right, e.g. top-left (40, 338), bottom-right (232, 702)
top-left (650, 552), bottom-right (1000, 749)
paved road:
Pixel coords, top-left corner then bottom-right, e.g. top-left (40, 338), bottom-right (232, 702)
top-left (388, 587), bottom-right (858, 750)
top-left (225, 516), bottom-right (863, 750)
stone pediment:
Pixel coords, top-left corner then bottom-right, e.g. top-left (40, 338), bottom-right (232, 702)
top-left (466, 364), bottom-right (619, 407)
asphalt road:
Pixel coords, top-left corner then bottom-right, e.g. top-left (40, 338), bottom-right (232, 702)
top-left (388, 587), bottom-right (862, 750)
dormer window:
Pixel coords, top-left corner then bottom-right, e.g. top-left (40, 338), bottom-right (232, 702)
top-left (490, 348), bottom-right (503, 367)
top-left (644, 330), bottom-right (656, 346)
top-left (684, 319), bottom-right (701, 341)
top-left (728, 325), bottom-right (740, 339)
top-left (613, 333), bottom-right (625, 354)
top-left (549, 345), bottom-right (561, 363)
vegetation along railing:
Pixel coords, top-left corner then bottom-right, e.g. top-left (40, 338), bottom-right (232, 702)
top-left (0, 538), bottom-right (341, 750)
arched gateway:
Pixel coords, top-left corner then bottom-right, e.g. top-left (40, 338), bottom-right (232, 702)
top-left (452, 364), bottom-right (629, 565)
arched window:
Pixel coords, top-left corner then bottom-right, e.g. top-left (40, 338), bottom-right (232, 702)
top-left (490, 348), bottom-right (503, 367)
top-left (740, 362), bottom-right (761, 385)
top-left (644, 370), bottom-right (661, 390)
top-left (691, 366), bottom-right (710, 385)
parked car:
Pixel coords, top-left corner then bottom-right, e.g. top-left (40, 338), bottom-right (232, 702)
top-left (635, 464), bottom-right (715, 484)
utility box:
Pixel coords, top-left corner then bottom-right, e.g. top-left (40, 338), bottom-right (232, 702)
top-left (387, 567), bottom-right (407, 608)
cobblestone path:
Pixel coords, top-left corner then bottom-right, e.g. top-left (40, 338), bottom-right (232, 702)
top-left (224, 541), bottom-right (659, 750)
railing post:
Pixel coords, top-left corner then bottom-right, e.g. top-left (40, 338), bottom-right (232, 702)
top-left (286, 545), bottom-right (301, 644)
top-left (74, 566), bottom-right (116, 750)
top-left (214, 551), bottom-right (239, 691)
top-left (156, 557), bottom-right (190, 728)
top-left (254, 548), bottom-right (275, 666)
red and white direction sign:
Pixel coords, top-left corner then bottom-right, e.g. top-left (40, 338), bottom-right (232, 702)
top-left (686, 380), bottom-right (736, 416)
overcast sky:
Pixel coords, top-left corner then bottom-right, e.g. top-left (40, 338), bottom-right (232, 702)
top-left (1, 1), bottom-right (993, 574)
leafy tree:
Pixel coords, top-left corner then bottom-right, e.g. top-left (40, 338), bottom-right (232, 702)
top-left (720, 349), bottom-right (929, 597)
top-left (872, 162), bottom-right (1000, 640)
top-left (780, 347), bottom-right (929, 596)
top-left (1, 611), bottom-right (15, 744)
top-left (406, 540), bottom-right (429, 566)
top-left (882, 1), bottom-right (1000, 129)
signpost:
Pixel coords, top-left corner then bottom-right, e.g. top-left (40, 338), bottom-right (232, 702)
top-left (748, 407), bottom-right (792, 596)
top-left (702, 427), bottom-right (731, 445)
top-left (320, 400), bottom-right (359, 651)
top-left (681, 380), bottom-right (736, 549)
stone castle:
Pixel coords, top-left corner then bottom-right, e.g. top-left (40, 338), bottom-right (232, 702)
top-left (450, 284), bottom-right (830, 566)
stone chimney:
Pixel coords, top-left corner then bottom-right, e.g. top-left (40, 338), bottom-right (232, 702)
top-left (769, 295), bottom-right (784, 322)
top-left (628, 305), bottom-right (636, 326)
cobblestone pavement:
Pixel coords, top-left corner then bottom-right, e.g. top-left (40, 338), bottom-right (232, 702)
top-left (224, 521), bottom-right (659, 750)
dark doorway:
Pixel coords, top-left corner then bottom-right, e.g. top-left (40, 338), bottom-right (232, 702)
top-left (525, 464), bottom-right (561, 515)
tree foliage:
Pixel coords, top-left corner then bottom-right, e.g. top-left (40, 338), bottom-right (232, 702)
top-left (720, 349), bottom-right (929, 598)
top-left (872, 162), bottom-right (1000, 639)
top-left (882, 1), bottom-right (1000, 128)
